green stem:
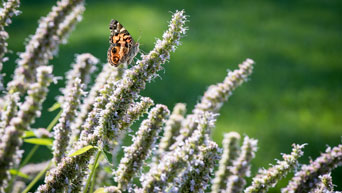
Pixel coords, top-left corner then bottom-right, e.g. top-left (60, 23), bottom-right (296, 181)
top-left (22, 161), bottom-right (53, 193)
top-left (20, 145), bottom-right (39, 168)
top-left (83, 150), bottom-right (101, 193)
top-left (89, 164), bottom-right (97, 193)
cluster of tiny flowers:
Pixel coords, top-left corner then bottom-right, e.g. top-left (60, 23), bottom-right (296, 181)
top-left (115, 105), bottom-right (169, 191)
top-left (52, 78), bottom-right (84, 164)
top-left (282, 144), bottom-right (342, 193)
top-left (155, 103), bottom-right (186, 160)
top-left (174, 141), bottom-right (220, 193)
top-left (194, 58), bottom-right (254, 115)
top-left (70, 63), bottom-right (122, 144)
top-left (225, 136), bottom-right (258, 193)
top-left (104, 96), bottom-right (157, 146)
top-left (76, 66), bottom-right (120, 141)
top-left (37, 10), bottom-right (187, 192)
top-left (245, 144), bottom-right (305, 193)
top-left (0, 66), bottom-right (53, 189)
top-left (0, 0), bottom-right (21, 27)
top-left (76, 68), bottom-right (137, 150)
top-left (58, 53), bottom-right (98, 104)
top-left (37, 143), bottom-right (97, 192)
top-left (118, 96), bottom-right (155, 134)
top-left (211, 132), bottom-right (241, 193)
top-left (7, 0), bottom-right (85, 94)
top-left (136, 10), bottom-right (187, 78)
top-left (311, 173), bottom-right (334, 193)
top-left (140, 112), bottom-right (216, 193)
top-left (0, 92), bottom-right (21, 151)
top-left (76, 63), bottom-right (128, 147)
top-left (0, 92), bottom-right (20, 131)
top-left (176, 59), bottom-right (254, 145)
top-left (92, 97), bottom-right (155, 189)
top-left (0, 0), bottom-right (21, 89)
top-left (56, 3), bottom-right (85, 44)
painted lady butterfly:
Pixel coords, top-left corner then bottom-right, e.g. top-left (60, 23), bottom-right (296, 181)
top-left (107, 19), bottom-right (139, 67)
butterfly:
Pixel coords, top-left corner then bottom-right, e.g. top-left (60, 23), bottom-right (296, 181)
top-left (107, 19), bottom-right (139, 67)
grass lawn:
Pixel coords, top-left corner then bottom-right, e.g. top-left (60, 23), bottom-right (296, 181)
top-left (3, 0), bottom-right (342, 191)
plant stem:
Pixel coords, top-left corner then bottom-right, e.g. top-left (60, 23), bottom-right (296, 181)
top-left (83, 150), bottom-right (101, 193)
top-left (89, 163), bottom-right (98, 193)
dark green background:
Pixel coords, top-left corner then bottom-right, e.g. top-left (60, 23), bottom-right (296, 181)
top-left (3, 0), bottom-right (342, 192)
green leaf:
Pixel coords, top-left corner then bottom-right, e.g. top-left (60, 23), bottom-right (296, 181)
top-left (68, 145), bottom-right (96, 157)
top-left (24, 138), bottom-right (53, 146)
top-left (10, 169), bottom-right (30, 179)
top-left (101, 149), bottom-right (113, 166)
top-left (23, 130), bottom-right (35, 138)
top-left (94, 188), bottom-right (105, 193)
top-left (48, 102), bottom-right (61, 112)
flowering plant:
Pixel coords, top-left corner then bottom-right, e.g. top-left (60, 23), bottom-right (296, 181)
top-left (0, 0), bottom-right (341, 193)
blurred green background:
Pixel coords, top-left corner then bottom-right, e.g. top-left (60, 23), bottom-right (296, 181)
top-left (3, 0), bottom-right (342, 192)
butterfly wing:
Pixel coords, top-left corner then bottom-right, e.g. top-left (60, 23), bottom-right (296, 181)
top-left (107, 19), bottom-right (139, 66)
